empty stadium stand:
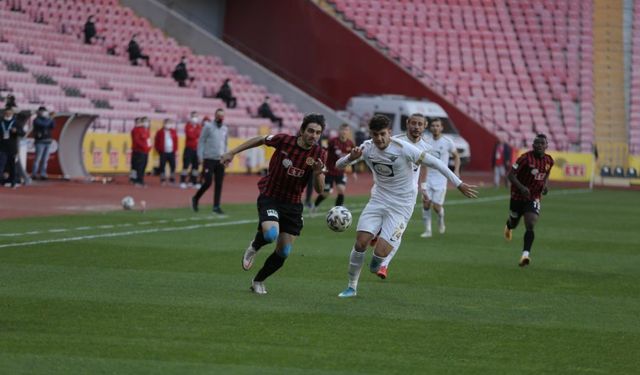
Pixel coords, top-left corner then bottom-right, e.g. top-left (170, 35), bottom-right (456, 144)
top-left (0, 0), bottom-right (304, 136)
top-left (328, 0), bottom-right (596, 152)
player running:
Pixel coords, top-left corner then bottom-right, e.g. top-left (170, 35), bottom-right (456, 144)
top-left (312, 123), bottom-right (355, 211)
top-left (503, 134), bottom-right (554, 267)
top-left (376, 113), bottom-right (430, 279)
top-left (334, 115), bottom-right (478, 298)
top-left (421, 118), bottom-right (460, 238)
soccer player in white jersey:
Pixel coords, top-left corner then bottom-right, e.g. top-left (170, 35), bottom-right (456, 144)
top-left (421, 118), bottom-right (460, 238)
top-left (375, 113), bottom-right (430, 279)
top-left (335, 115), bottom-right (477, 298)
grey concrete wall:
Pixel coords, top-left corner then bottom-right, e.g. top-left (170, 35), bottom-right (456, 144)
top-left (120, 0), bottom-right (351, 129)
top-left (152, 0), bottom-right (226, 38)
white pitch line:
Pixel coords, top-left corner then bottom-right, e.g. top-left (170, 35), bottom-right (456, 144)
top-left (0, 189), bottom-right (592, 239)
top-left (0, 219), bottom-right (255, 249)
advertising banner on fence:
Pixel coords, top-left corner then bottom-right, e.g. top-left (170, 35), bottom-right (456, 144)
top-left (515, 149), bottom-right (595, 183)
top-left (83, 133), bottom-right (272, 174)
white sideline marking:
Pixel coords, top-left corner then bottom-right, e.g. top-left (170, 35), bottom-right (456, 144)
top-left (0, 220), bottom-right (255, 249)
top-left (0, 189), bottom-right (592, 240)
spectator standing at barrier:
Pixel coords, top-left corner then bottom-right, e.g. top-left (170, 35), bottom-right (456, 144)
top-left (180, 111), bottom-right (202, 189)
top-left (83, 15), bottom-right (97, 44)
top-left (0, 107), bottom-right (25, 188)
top-left (172, 56), bottom-right (191, 87)
top-left (258, 96), bottom-right (283, 129)
top-left (492, 138), bottom-right (512, 188)
top-left (127, 34), bottom-right (151, 67)
top-left (130, 117), bottom-right (151, 186)
top-left (216, 78), bottom-right (237, 108)
top-left (31, 106), bottom-right (55, 180)
top-left (192, 109), bottom-right (228, 214)
top-left (154, 119), bottom-right (178, 185)
top-left (4, 94), bottom-right (17, 111)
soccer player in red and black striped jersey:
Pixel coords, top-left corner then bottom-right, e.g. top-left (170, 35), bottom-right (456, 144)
top-left (504, 134), bottom-right (554, 267)
top-left (221, 113), bottom-right (328, 294)
top-left (313, 123), bottom-right (355, 210)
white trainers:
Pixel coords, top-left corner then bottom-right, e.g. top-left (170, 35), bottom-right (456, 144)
top-left (438, 220), bottom-right (446, 234)
top-left (250, 281), bottom-right (267, 295)
top-left (242, 242), bottom-right (257, 271)
top-left (420, 230), bottom-right (432, 238)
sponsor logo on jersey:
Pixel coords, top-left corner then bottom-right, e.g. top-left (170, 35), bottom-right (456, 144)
top-left (372, 162), bottom-right (394, 177)
top-left (287, 166), bottom-right (305, 177)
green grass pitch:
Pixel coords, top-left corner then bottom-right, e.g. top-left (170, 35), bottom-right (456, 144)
top-left (1, 188), bottom-right (639, 374)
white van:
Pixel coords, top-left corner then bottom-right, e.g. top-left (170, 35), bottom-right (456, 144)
top-left (346, 95), bottom-right (471, 166)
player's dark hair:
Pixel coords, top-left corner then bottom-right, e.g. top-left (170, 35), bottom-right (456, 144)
top-left (535, 133), bottom-right (547, 140)
top-left (428, 117), bottom-right (442, 127)
top-left (300, 113), bottom-right (326, 132)
top-left (369, 114), bottom-right (391, 131)
top-left (409, 113), bottom-right (425, 120)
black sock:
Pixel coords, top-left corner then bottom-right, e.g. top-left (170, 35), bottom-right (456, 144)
top-left (314, 194), bottom-right (326, 207)
top-left (253, 252), bottom-right (286, 282)
top-left (252, 231), bottom-right (268, 250)
top-left (524, 230), bottom-right (534, 252)
top-left (335, 194), bottom-right (344, 206)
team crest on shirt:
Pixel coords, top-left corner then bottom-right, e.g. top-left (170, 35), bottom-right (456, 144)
top-left (531, 168), bottom-right (539, 175)
top-left (305, 157), bottom-right (315, 166)
top-left (372, 162), bottom-right (394, 177)
top-left (282, 158), bottom-right (292, 168)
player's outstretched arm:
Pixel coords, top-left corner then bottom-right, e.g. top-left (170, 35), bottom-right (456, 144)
top-left (335, 146), bottom-right (363, 170)
top-left (221, 135), bottom-right (266, 166)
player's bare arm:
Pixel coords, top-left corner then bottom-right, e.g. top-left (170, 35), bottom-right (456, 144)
top-left (507, 168), bottom-right (530, 198)
top-left (221, 135), bottom-right (266, 166)
top-left (313, 158), bottom-right (326, 194)
top-left (451, 149), bottom-right (461, 177)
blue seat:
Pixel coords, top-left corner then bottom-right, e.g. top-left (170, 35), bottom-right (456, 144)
top-left (600, 165), bottom-right (611, 177)
top-left (627, 167), bottom-right (638, 178)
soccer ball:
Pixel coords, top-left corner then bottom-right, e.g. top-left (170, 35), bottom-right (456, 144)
top-left (326, 206), bottom-right (352, 232)
top-left (121, 196), bottom-right (135, 210)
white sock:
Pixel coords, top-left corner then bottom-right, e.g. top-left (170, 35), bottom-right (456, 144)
top-left (423, 208), bottom-right (431, 232)
top-left (347, 248), bottom-right (365, 290)
top-left (522, 250), bottom-right (530, 257)
top-left (381, 246), bottom-right (398, 267)
top-left (437, 207), bottom-right (445, 225)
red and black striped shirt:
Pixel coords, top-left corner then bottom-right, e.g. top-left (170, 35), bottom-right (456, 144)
top-left (258, 134), bottom-right (327, 203)
top-left (510, 151), bottom-right (554, 201)
top-left (326, 137), bottom-right (355, 176)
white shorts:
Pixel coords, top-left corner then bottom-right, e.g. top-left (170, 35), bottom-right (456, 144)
top-left (421, 183), bottom-right (447, 206)
top-left (356, 200), bottom-right (413, 251)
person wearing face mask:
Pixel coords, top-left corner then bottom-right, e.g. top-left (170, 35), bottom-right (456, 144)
top-left (180, 111), bottom-right (203, 189)
top-left (0, 108), bottom-right (25, 188)
top-left (192, 109), bottom-right (228, 214)
top-left (154, 119), bottom-right (178, 185)
top-left (31, 106), bottom-right (55, 180)
top-left (130, 117), bottom-right (151, 186)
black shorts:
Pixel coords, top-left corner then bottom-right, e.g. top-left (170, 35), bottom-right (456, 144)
top-left (323, 174), bottom-right (347, 192)
top-left (257, 194), bottom-right (304, 236)
top-left (509, 199), bottom-right (541, 218)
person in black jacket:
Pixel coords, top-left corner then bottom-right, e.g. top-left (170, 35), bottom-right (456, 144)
top-left (215, 78), bottom-right (237, 108)
top-left (31, 106), bottom-right (55, 180)
top-left (83, 15), bottom-right (97, 44)
top-left (172, 56), bottom-right (190, 87)
top-left (127, 34), bottom-right (150, 67)
top-left (0, 107), bottom-right (25, 188)
top-left (257, 96), bottom-right (283, 129)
